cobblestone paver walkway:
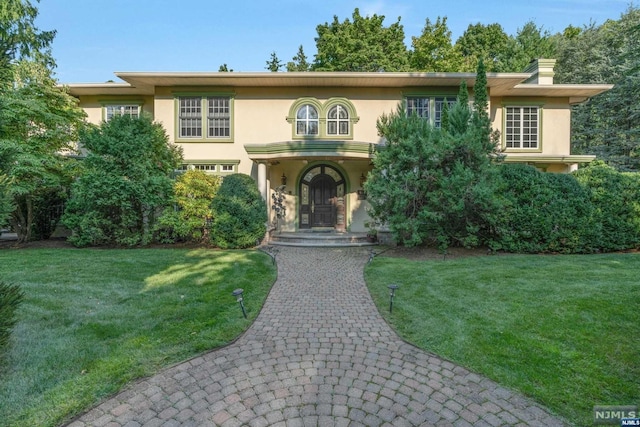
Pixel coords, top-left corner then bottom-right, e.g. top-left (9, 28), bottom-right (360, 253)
top-left (67, 246), bottom-right (565, 426)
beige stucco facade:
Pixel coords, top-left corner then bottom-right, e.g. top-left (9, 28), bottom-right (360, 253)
top-left (67, 60), bottom-right (612, 233)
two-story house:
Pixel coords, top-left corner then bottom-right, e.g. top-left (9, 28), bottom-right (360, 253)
top-left (67, 59), bottom-right (612, 237)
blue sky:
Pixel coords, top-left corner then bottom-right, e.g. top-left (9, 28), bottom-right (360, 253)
top-left (35, 0), bottom-right (631, 83)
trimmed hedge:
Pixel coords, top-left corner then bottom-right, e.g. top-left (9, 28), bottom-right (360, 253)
top-left (494, 164), bottom-right (595, 253)
top-left (210, 173), bottom-right (267, 249)
top-left (573, 161), bottom-right (640, 252)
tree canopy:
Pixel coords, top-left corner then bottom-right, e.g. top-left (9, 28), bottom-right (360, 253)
top-left (0, 0), bottom-right (85, 242)
top-left (312, 8), bottom-right (410, 72)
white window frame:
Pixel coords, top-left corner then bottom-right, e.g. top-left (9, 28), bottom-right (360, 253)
top-left (327, 104), bottom-right (350, 136)
top-left (178, 97), bottom-right (203, 138)
top-left (296, 104), bottom-right (319, 136)
top-left (406, 96), bottom-right (456, 128)
top-left (505, 106), bottom-right (540, 150)
top-left (175, 94), bottom-right (234, 142)
top-left (104, 104), bottom-right (141, 121)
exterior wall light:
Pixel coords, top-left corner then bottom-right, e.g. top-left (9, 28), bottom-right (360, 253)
top-left (281, 173), bottom-right (287, 186)
top-left (232, 288), bottom-right (247, 319)
top-left (388, 284), bottom-right (399, 313)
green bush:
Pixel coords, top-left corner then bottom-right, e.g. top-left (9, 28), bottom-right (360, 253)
top-left (573, 161), bottom-right (640, 251)
top-left (155, 170), bottom-right (221, 243)
top-left (0, 281), bottom-right (24, 359)
top-left (210, 174), bottom-right (266, 249)
top-left (63, 115), bottom-right (182, 247)
top-left (495, 164), bottom-right (595, 253)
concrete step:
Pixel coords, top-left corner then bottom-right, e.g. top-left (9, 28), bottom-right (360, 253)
top-left (269, 231), bottom-right (377, 247)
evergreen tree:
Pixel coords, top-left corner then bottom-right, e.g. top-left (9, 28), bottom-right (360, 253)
top-left (286, 45), bottom-right (310, 72)
top-left (265, 51), bottom-right (283, 72)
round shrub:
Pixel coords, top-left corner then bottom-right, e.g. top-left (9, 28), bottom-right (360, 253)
top-left (210, 174), bottom-right (267, 249)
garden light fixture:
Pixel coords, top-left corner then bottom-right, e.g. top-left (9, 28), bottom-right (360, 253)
top-left (388, 284), bottom-right (399, 313)
top-left (232, 288), bottom-right (247, 319)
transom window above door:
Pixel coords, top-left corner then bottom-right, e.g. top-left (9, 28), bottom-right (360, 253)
top-left (287, 97), bottom-right (359, 140)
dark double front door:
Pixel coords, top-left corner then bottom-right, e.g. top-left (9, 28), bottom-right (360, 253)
top-left (310, 175), bottom-right (336, 227)
top-left (299, 164), bottom-right (345, 229)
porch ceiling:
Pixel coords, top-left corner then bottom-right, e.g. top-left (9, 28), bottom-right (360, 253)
top-left (245, 141), bottom-right (375, 161)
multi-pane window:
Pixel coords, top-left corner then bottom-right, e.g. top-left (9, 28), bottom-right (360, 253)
top-left (194, 164), bottom-right (216, 172)
top-left (207, 97), bottom-right (230, 138)
top-left (327, 105), bottom-right (350, 135)
top-left (220, 164), bottom-right (234, 172)
top-left (179, 97), bottom-right (202, 138)
top-left (105, 105), bottom-right (140, 121)
top-left (178, 96), bottom-right (232, 140)
top-left (406, 97), bottom-right (456, 128)
top-left (406, 97), bottom-right (430, 120)
top-left (506, 106), bottom-right (539, 149)
top-left (296, 104), bottom-right (319, 136)
top-left (434, 97), bottom-right (456, 128)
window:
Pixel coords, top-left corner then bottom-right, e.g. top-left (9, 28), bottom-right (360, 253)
top-left (296, 104), bottom-right (319, 136)
top-left (327, 105), bottom-right (350, 135)
top-left (505, 106), bottom-right (539, 149)
top-left (287, 98), bottom-right (358, 139)
top-left (193, 164), bottom-right (216, 172)
top-left (406, 97), bottom-right (430, 120)
top-left (179, 97), bottom-right (202, 138)
top-left (434, 97), bottom-right (456, 128)
top-left (176, 95), bottom-right (233, 141)
top-left (105, 105), bottom-right (140, 121)
top-left (179, 161), bottom-right (239, 175)
top-left (207, 97), bottom-right (230, 138)
top-left (406, 96), bottom-right (456, 128)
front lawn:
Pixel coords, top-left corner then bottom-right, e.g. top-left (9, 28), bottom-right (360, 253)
top-left (365, 252), bottom-right (640, 426)
top-left (0, 248), bottom-right (276, 427)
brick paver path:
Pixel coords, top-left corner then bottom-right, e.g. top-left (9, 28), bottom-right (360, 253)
top-left (66, 247), bottom-right (565, 426)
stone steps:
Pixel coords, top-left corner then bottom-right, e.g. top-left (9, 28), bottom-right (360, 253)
top-left (269, 231), bottom-right (376, 247)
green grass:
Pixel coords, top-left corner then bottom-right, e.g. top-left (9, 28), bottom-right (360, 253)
top-left (0, 248), bottom-right (276, 427)
top-left (365, 253), bottom-right (640, 426)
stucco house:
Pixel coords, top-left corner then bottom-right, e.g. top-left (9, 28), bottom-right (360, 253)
top-left (67, 59), bottom-right (612, 240)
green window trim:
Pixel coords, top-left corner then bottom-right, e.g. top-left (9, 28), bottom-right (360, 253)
top-left (402, 94), bottom-right (458, 128)
top-left (286, 97), bottom-right (359, 140)
top-left (502, 103), bottom-right (544, 153)
top-left (174, 93), bottom-right (235, 143)
top-left (99, 99), bottom-right (144, 122)
top-left (178, 160), bottom-right (240, 175)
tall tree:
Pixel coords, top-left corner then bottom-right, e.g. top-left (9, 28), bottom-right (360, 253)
top-left (312, 8), bottom-right (410, 71)
top-left (286, 45), bottom-right (310, 72)
top-left (455, 23), bottom-right (509, 72)
top-left (555, 6), bottom-right (640, 171)
top-left (265, 51), bottom-right (283, 72)
top-left (410, 16), bottom-right (463, 72)
top-left (499, 21), bottom-right (557, 72)
top-left (0, 0), bottom-right (85, 242)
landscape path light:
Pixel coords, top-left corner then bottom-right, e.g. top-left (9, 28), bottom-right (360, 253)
top-left (232, 288), bottom-right (247, 319)
top-left (388, 284), bottom-right (399, 313)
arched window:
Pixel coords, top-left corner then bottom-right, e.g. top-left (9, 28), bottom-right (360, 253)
top-left (296, 104), bottom-right (319, 136)
top-left (327, 104), bottom-right (350, 135)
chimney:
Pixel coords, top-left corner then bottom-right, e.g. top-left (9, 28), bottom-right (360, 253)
top-left (523, 58), bottom-right (556, 85)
